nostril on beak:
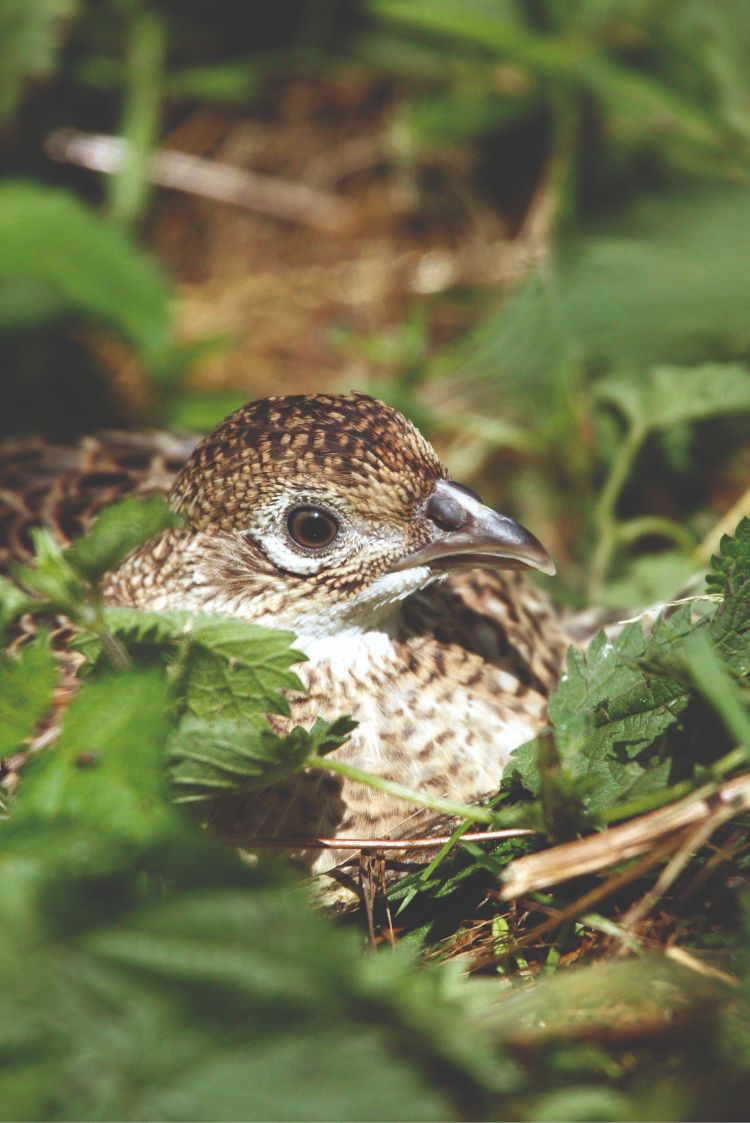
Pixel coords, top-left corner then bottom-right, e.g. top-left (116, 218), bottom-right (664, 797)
top-left (425, 490), bottom-right (469, 532)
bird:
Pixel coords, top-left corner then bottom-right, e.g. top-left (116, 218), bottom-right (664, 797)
top-left (1, 394), bottom-right (570, 873)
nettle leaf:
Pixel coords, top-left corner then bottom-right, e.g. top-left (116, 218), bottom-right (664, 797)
top-left (168, 714), bottom-right (356, 802)
top-left (507, 616), bottom-right (692, 811)
top-left (179, 616), bottom-right (304, 719)
top-left (0, 881), bottom-right (492, 1123)
top-left (15, 663), bottom-right (177, 865)
top-left (596, 363), bottom-right (750, 436)
top-left (88, 607), bottom-right (326, 801)
top-left (0, 633), bottom-right (57, 757)
top-left (80, 608), bottom-right (304, 717)
top-left (708, 574), bottom-right (750, 678)
top-left (168, 715), bottom-right (306, 799)
top-left (66, 495), bottom-right (181, 581)
top-left (0, 790), bottom-right (495, 1123)
top-left (72, 606), bottom-right (192, 663)
top-left (707, 517), bottom-right (750, 594)
top-left (703, 520), bottom-right (750, 677)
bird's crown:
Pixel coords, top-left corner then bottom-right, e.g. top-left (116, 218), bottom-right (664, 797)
top-left (171, 393), bottom-right (444, 530)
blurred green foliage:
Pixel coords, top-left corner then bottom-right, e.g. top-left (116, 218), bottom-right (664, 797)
top-left (369, 0), bottom-right (750, 186)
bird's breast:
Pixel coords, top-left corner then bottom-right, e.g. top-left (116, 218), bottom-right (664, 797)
top-left (249, 625), bottom-right (550, 871)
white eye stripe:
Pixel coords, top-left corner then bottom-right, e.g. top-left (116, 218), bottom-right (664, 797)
top-left (258, 537), bottom-right (332, 575)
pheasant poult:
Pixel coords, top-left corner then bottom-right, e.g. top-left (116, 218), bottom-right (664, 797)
top-left (2, 394), bottom-right (570, 871)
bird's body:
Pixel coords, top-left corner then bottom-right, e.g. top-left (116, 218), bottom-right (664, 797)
top-left (2, 395), bottom-right (569, 872)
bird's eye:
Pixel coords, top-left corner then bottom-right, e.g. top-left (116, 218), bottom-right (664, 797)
top-left (286, 507), bottom-right (339, 550)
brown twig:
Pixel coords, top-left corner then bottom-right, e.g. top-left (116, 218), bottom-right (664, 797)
top-left (499, 774), bottom-right (750, 900)
top-left (46, 128), bottom-right (355, 232)
top-left (616, 790), bottom-right (750, 944)
top-left (674, 828), bottom-right (750, 907)
top-left (473, 838), bottom-right (681, 972)
top-left (244, 827), bottom-right (536, 851)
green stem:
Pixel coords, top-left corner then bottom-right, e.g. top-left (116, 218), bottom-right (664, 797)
top-left (108, 11), bottom-right (165, 227)
top-left (314, 755), bottom-right (509, 826)
top-left (589, 422), bottom-right (647, 601)
top-left (614, 515), bottom-right (696, 553)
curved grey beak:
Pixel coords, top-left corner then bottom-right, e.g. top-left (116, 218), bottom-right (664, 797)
top-left (391, 479), bottom-right (555, 577)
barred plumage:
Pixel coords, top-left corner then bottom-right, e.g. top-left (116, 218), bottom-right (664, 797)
top-left (2, 394), bottom-right (570, 872)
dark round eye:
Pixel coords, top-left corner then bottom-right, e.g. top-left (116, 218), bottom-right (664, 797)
top-left (287, 507), bottom-right (339, 550)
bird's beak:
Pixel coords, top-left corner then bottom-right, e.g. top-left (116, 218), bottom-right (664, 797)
top-left (390, 479), bottom-right (556, 577)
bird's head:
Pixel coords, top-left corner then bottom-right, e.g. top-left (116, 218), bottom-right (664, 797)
top-left (117, 394), bottom-right (554, 641)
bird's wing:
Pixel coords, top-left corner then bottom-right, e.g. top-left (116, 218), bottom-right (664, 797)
top-left (0, 430), bottom-right (197, 572)
top-left (402, 567), bottom-right (572, 697)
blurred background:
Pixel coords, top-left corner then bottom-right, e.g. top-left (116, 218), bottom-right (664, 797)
top-left (3, 0), bottom-right (750, 607)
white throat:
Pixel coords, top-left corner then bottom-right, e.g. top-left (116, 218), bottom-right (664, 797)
top-left (298, 626), bottom-right (399, 670)
top-left (289, 564), bottom-right (433, 650)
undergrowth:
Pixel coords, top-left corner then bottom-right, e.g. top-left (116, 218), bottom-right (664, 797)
top-left (1, 486), bottom-right (750, 1121)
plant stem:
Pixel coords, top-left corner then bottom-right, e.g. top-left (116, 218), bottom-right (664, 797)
top-left (108, 11), bottom-right (165, 227)
top-left (615, 515), bottom-right (696, 553)
top-left (589, 421), bottom-right (647, 601)
top-left (314, 755), bottom-right (514, 827)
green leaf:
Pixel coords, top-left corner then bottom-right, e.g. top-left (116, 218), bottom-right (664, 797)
top-left (0, 575), bottom-right (35, 642)
top-left (78, 606), bottom-right (325, 802)
top-left (407, 86), bottom-right (534, 148)
top-left (168, 714), bottom-right (311, 798)
top-left (0, 861), bottom-right (460, 1121)
top-left (166, 59), bottom-right (260, 103)
top-left (179, 615), bottom-right (304, 719)
top-left (681, 634), bottom-right (750, 756)
top-left (507, 614), bottom-right (694, 812)
top-left (596, 363), bottom-right (750, 437)
top-left (146, 1027), bottom-right (451, 1123)
top-left (0, 634), bottom-right (57, 757)
top-left (15, 663), bottom-right (176, 864)
top-left (79, 609), bottom-right (308, 765)
top-left (0, 181), bottom-right (173, 367)
top-left (82, 606), bottom-right (193, 652)
top-left (0, 849), bottom-right (497, 1122)
top-left (450, 187), bottom-right (750, 403)
top-left (66, 494), bottom-right (181, 581)
top-left (95, 608), bottom-right (303, 698)
top-left (707, 517), bottom-right (750, 594)
top-left (708, 574), bottom-right (750, 679)
top-left (168, 714), bottom-right (356, 801)
top-left (12, 528), bottom-right (86, 616)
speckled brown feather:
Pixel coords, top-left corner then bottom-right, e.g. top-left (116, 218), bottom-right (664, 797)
top-left (1, 395), bottom-right (571, 873)
top-left (170, 393), bottom-right (445, 529)
top-left (0, 430), bottom-right (198, 571)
